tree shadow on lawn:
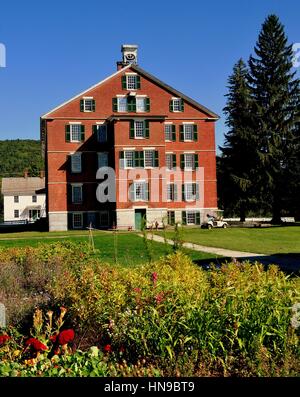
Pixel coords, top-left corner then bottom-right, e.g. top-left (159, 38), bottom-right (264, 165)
top-left (193, 253), bottom-right (300, 276)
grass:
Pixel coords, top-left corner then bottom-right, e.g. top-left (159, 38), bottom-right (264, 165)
top-left (0, 230), bottom-right (220, 266)
top-left (157, 226), bottom-right (300, 255)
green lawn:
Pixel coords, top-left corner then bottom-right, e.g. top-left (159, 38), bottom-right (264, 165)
top-left (0, 231), bottom-right (220, 266)
top-left (157, 226), bottom-right (300, 255)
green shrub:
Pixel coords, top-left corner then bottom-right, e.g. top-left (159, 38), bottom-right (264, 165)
top-left (0, 242), bottom-right (299, 376)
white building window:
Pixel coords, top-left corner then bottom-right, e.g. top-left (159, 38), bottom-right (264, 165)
top-left (184, 154), bottom-right (195, 170)
top-left (98, 152), bottom-right (108, 168)
top-left (83, 99), bottom-right (94, 112)
top-left (166, 154), bottom-right (173, 170)
top-left (71, 153), bottom-right (82, 173)
top-left (32, 195), bottom-right (37, 203)
top-left (183, 124), bottom-right (193, 141)
top-left (124, 151), bottom-right (134, 168)
top-left (14, 210), bottom-right (19, 218)
top-left (164, 124), bottom-right (173, 141)
top-left (70, 124), bottom-right (82, 142)
top-left (72, 185), bottom-right (83, 204)
top-left (97, 124), bottom-right (107, 142)
top-left (134, 182), bottom-right (148, 201)
top-left (117, 97), bottom-right (128, 112)
top-left (172, 98), bottom-right (184, 112)
top-left (144, 150), bottom-right (155, 168)
top-left (73, 213), bottom-right (83, 229)
top-left (126, 75), bottom-right (138, 90)
top-left (99, 211), bottom-right (109, 227)
top-left (134, 121), bottom-right (145, 138)
top-left (136, 97), bottom-right (146, 112)
top-left (14, 196), bottom-right (19, 203)
top-left (184, 183), bottom-right (198, 201)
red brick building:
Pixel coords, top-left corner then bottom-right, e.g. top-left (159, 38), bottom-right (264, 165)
top-left (41, 45), bottom-right (219, 231)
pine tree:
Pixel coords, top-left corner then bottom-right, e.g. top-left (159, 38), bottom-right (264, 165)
top-left (248, 14), bottom-right (300, 223)
top-left (220, 59), bottom-right (258, 221)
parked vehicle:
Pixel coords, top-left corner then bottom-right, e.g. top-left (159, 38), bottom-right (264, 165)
top-left (201, 212), bottom-right (229, 229)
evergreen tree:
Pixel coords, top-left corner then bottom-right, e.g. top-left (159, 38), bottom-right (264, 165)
top-left (220, 59), bottom-right (258, 221)
top-left (248, 14), bottom-right (300, 223)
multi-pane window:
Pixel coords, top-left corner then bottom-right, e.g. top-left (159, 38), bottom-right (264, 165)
top-left (167, 183), bottom-right (177, 201)
top-left (184, 183), bottom-right (198, 201)
top-left (73, 213), bottom-right (83, 228)
top-left (134, 182), bottom-right (148, 201)
top-left (14, 210), bottom-right (19, 218)
top-left (165, 124), bottom-right (173, 141)
top-left (184, 154), bottom-right (195, 170)
top-left (187, 211), bottom-right (196, 224)
top-left (135, 121), bottom-right (145, 138)
top-left (117, 97), bottom-right (127, 112)
top-left (70, 124), bottom-right (82, 142)
top-left (136, 97), bottom-right (146, 112)
top-left (170, 98), bottom-right (184, 112)
top-left (98, 152), bottom-right (108, 168)
top-left (83, 99), bottom-right (93, 112)
top-left (99, 211), bottom-right (109, 227)
top-left (144, 150), bottom-right (155, 168)
top-left (72, 185), bottom-right (83, 204)
top-left (125, 151), bottom-right (134, 168)
top-left (126, 75), bottom-right (138, 90)
top-left (71, 153), bottom-right (82, 173)
top-left (96, 124), bottom-right (107, 142)
top-left (32, 195), bottom-right (37, 203)
top-left (14, 196), bottom-right (19, 203)
top-left (183, 124), bottom-right (194, 141)
top-left (173, 98), bottom-right (181, 111)
top-left (166, 154), bottom-right (173, 170)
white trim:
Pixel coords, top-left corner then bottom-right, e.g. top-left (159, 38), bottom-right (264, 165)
top-left (164, 121), bottom-right (173, 124)
top-left (142, 147), bottom-right (155, 150)
top-left (69, 121), bottom-right (82, 124)
top-left (116, 94), bottom-right (126, 97)
top-left (125, 72), bottom-right (138, 75)
top-left (96, 121), bottom-right (105, 124)
top-left (41, 64), bottom-right (132, 118)
top-left (82, 96), bottom-right (93, 99)
top-left (124, 147), bottom-right (136, 150)
top-left (183, 122), bottom-right (195, 124)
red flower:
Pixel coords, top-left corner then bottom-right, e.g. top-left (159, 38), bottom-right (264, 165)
top-left (103, 344), bottom-right (112, 352)
top-left (152, 272), bottom-right (158, 284)
top-left (0, 335), bottom-right (11, 346)
top-left (25, 338), bottom-right (47, 352)
top-left (155, 291), bottom-right (165, 304)
top-left (50, 334), bottom-right (58, 343)
top-left (133, 287), bottom-right (141, 293)
top-left (57, 329), bottom-right (75, 346)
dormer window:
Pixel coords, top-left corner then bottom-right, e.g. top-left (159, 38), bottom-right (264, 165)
top-left (122, 74), bottom-right (141, 90)
top-left (80, 98), bottom-right (95, 112)
top-left (169, 98), bottom-right (184, 112)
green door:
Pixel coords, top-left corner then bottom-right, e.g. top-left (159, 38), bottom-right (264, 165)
top-left (135, 209), bottom-right (146, 230)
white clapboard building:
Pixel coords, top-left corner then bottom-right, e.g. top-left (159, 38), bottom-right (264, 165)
top-left (1, 176), bottom-right (46, 222)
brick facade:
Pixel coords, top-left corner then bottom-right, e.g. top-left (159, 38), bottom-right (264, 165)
top-left (41, 53), bottom-right (219, 231)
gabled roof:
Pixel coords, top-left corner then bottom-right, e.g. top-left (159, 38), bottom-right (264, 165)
top-left (1, 177), bottom-right (45, 196)
top-left (41, 63), bottom-right (219, 119)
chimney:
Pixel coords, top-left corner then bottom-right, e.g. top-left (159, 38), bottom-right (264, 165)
top-left (24, 168), bottom-right (28, 178)
top-left (117, 44), bottom-right (138, 70)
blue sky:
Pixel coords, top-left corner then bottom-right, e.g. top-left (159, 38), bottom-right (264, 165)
top-left (0, 0), bottom-right (299, 152)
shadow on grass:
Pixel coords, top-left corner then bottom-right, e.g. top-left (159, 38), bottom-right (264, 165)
top-left (193, 252), bottom-right (300, 276)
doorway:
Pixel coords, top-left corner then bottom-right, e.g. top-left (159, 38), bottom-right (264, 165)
top-left (134, 209), bottom-right (146, 230)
